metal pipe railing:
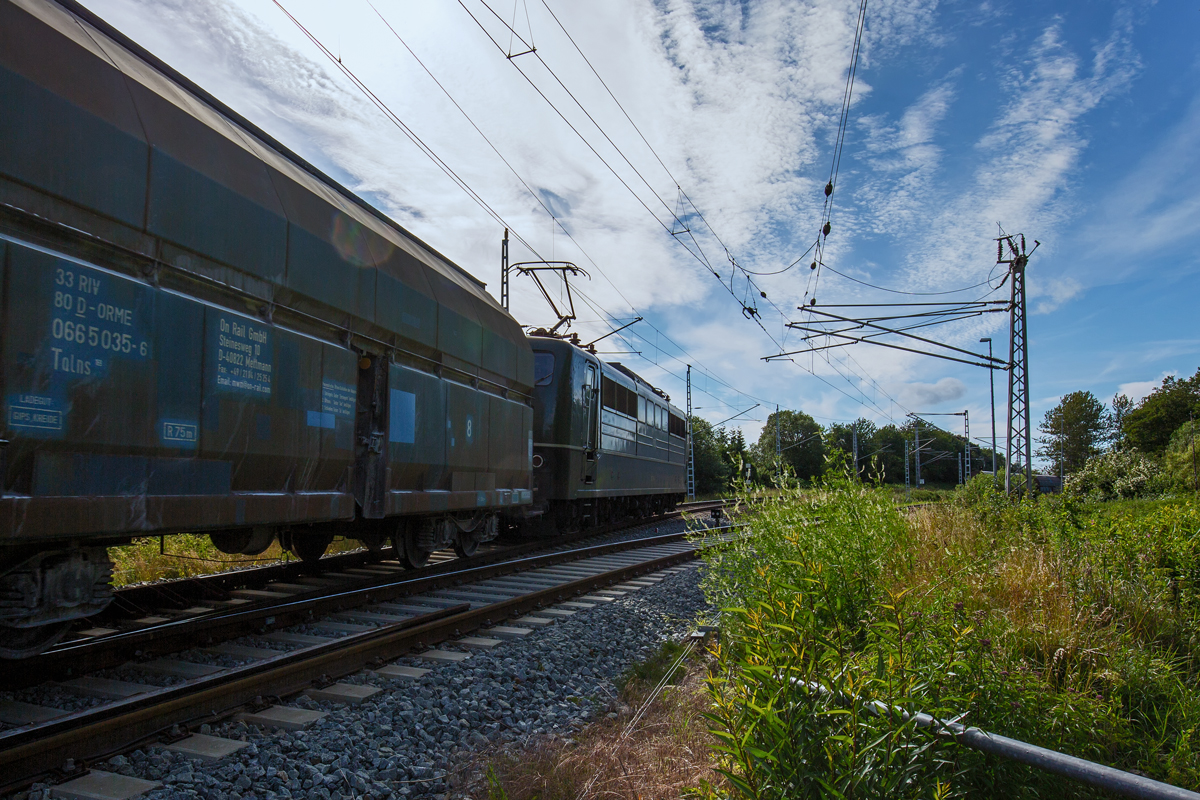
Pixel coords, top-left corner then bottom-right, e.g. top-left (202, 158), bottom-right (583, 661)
top-left (792, 679), bottom-right (1200, 800)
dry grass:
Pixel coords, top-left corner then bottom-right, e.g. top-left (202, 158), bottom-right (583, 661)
top-left (902, 504), bottom-right (1145, 693)
top-left (906, 506), bottom-right (1076, 617)
top-left (458, 661), bottom-right (725, 800)
top-left (108, 534), bottom-right (364, 587)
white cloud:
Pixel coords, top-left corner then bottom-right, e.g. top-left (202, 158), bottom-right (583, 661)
top-left (1118, 371), bottom-right (1174, 404)
top-left (71, 0), bottom-right (1166, 437)
top-left (1031, 275), bottom-right (1082, 314)
top-left (887, 12), bottom-right (1140, 312)
top-left (855, 77), bottom-right (957, 231)
top-left (896, 377), bottom-right (968, 408)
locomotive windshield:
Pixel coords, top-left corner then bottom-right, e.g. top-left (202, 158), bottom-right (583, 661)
top-left (534, 352), bottom-right (555, 386)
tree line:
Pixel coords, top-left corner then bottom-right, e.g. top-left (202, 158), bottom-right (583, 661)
top-left (687, 367), bottom-right (1200, 497)
top-left (688, 409), bottom-right (997, 496)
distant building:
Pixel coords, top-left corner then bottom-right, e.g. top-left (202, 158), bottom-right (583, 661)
top-left (1033, 475), bottom-right (1062, 494)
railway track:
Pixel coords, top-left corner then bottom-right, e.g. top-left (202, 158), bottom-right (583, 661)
top-left (0, 508), bottom-right (732, 795)
top-left (5, 500), bottom-right (727, 681)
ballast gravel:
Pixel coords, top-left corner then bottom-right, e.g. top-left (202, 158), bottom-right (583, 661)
top-left (9, 561), bottom-right (712, 800)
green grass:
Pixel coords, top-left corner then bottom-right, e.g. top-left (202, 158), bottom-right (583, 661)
top-left (616, 639), bottom-right (690, 695)
top-left (691, 472), bottom-right (1200, 799)
top-left (107, 534), bottom-right (363, 587)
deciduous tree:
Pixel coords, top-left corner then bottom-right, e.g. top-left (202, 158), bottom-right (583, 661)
top-left (1121, 369), bottom-right (1200, 454)
top-left (688, 416), bottom-right (730, 496)
top-left (754, 409), bottom-right (824, 482)
top-left (1037, 391), bottom-right (1107, 475)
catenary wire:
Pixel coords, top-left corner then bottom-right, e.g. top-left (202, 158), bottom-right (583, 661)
top-left (536, 0), bottom-right (768, 288)
top-left (363, 3), bottom-right (798, 411)
top-left (357, 3), bottom-right (801, 419)
top-left (288, 0), bottom-right (912, 427)
top-left (817, 264), bottom-right (998, 296)
top-left (459, 0), bottom-right (789, 341)
top-left (495, 0), bottom-right (978, 423)
top-left (806, 0), bottom-right (868, 302)
top-left (271, 0), bottom-right (548, 260)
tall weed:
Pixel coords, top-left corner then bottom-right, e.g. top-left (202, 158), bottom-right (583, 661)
top-left (696, 472), bottom-right (1200, 797)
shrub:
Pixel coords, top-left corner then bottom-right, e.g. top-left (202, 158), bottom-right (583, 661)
top-left (698, 469), bottom-right (910, 639)
top-left (1065, 449), bottom-right (1167, 501)
top-left (1164, 420), bottom-right (1200, 493)
top-left (695, 474), bottom-right (961, 798)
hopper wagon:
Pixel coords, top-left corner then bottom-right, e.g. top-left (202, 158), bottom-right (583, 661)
top-left (0, 0), bottom-right (534, 656)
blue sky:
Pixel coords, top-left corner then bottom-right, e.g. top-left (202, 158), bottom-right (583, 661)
top-left (78, 0), bottom-right (1199, 463)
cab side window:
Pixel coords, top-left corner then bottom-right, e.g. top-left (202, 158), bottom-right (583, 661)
top-left (534, 352), bottom-right (555, 386)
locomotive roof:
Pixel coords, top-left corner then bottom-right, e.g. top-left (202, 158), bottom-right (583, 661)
top-left (603, 362), bottom-right (674, 408)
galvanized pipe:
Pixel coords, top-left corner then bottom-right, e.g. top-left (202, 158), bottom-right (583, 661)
top-left (908, 708), bottom-right (1200, 800)
top-left (794, 680), bottom-right (1200, 799)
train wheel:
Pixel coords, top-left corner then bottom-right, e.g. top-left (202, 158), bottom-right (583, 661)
top-left (285, 532), bottom-right (333, 565)
top-left (393, 521), bottom-right (430, 569)
top-left (400, 531), bottom-right (430, 569)
top-left (453, 530), bottom-right (479, 558)
top-left (0, 622), bottom-right (71, 660)
top-left (211, 526), bottom-right (276, 556)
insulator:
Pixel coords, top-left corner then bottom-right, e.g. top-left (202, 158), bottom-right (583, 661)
top-left (997, 241), bottom-right (1003, 262)
top-left (822, 222), bottom-right (831, 236)
top-left (760, 291), bottom-right (767, 299)
top-left (825, 182), bottom-right (833, 197)
top-left (714, 272), bottom-right (720, 279)
top-left (810, 297), bottom-right (817, 306)
top-left (810, 261), bottom-right (817, 270)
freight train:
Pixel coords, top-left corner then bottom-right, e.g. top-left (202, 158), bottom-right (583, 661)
top-left (0, 0), bottom-right (684, 657)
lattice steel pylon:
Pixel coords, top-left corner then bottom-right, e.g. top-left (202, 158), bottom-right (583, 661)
top-left (999, 233), bottom-right (1035, 494)
top-left (686, 365), bottom-right (695, 500)
top-left (904, 439), bottom-right (910, 500)
top-left (500, 229), bottom-right (510, 311)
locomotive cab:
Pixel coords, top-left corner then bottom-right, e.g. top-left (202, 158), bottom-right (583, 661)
top-left (526, 335), bottom-right (685, 533)
top-left (529, 337), bottom-right (602, 514)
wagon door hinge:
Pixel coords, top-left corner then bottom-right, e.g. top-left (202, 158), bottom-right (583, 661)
top-left (359, 432), bottom-right (384, 454)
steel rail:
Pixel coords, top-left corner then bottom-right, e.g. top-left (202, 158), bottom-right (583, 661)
top-left (15, 501), bottom-right (723, 674)
top-left (0, 526), bottom-right (706, 687)
top-left (101, 501), bottom-right (722, 623)
top-left (0, 539), bottom-right (707, 792)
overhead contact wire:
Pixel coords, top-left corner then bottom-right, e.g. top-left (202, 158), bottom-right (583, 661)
top-left (462, 0), bottom-right (788, 342)
top-left (271, 0), bottom-right (545, 260)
